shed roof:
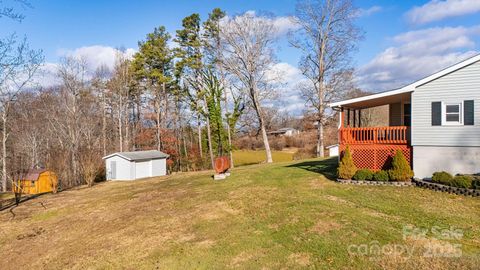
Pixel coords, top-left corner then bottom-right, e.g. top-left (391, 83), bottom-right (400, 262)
top-left (102, 150), bottom-right (169, 161)
top-left (24, 169), bottom-right (47, 181)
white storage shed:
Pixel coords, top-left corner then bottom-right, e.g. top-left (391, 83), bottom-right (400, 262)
top-left (326, 144), bottom-right (339, 157)
top-left (103, 150), bottom-right (169, 180)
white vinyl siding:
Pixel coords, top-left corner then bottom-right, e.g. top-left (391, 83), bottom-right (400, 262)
top-left (411, 60), bottom-right (480, 147)
top-left (151, 158), bottom-right (167, 176)
top-left (105, 156), bottom-right (133, 180)
top-left (135, 160), bottom-right (151, 179)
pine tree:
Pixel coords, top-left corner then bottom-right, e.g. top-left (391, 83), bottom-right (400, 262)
top-left (388, 150), bottom-right (414, 181)
top-left (131, 26), bottom-right (173, 152)
top-left (338, 145), bottom-right (357, 179)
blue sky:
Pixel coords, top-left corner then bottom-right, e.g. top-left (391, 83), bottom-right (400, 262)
top-left (2, 0), bottom-right (480, 98)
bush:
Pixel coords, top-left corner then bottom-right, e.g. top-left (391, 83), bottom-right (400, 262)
top-left (451, 175), bottom-right (473, 189)
top-left (388, 150), bottom-right (414, 181)
top-left (338, 146), bottom-right (357, 179)
top-left (353, 169), bottom-right (373, 181)
top-left (472, 177), bottom-right (480, 190)
top-left (373, 170), bottom-right (389, 181)
top-left (431, 171), bottom-right (453, 185)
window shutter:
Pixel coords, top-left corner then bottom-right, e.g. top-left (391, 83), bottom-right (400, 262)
top-left (464, 100), bottom-right (474, 125)
top-left (432, 102), bottom-right (442, 126)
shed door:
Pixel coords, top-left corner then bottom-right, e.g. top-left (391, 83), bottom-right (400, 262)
top-left (110, 161), bottom-right (117, 179)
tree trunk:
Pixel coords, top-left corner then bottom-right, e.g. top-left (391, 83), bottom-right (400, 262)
top-left (250, 86), bottom-right (272, 163)
top-left (118, 98), bottom-right (124, 152)
top-left (156, 100), bottom-right (162, 151)
top-left (260, 121), bottom-right (273, 163)
top-left (124, 102), bottom-right (130, 152)
top-left (316, 121), bottom-right (324, 157)
top-left (102, 91), bottom-right (107, 156)
top-left (204, 97), bottom-right (215, 170)
top-left (1, 109), bottom-right (7, 191)
top-left (197, 114), bottom-right (203, 158)
top-left (223, 87), bottom-right (234, 168)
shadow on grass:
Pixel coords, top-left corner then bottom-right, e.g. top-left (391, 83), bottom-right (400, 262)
top-left (286, 157), bottom-right (338, 180)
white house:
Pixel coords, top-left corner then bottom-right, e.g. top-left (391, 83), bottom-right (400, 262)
top-left (103, 150), bottom-right (169, 180)
top-left (268, 128), bottom-right (300, 137)
top-left (330, 54), bottom-right (480, 179)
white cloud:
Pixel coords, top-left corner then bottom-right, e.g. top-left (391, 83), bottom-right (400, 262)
top-left (33, 62), bottom-right (61, 88)
top-left (32, 45), bottom-right (136, 88)
top-left (58, 45), bottom-right (136, 72)
top-left (357, 25), bottom-right (480, 91)
top-left (406, 0), bottom-right (480, 25)
top-left (355, 6), bottom-right (382, 17)
top-left (265, 62), bottom-right (308, 115)
top-left (225, 11), bottom-right (300, 37)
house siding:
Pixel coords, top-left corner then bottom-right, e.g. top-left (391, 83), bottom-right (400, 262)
top-left (413, 146), bottom-right (480, 178)
top-left (411, 60), bottom-right (480, 147)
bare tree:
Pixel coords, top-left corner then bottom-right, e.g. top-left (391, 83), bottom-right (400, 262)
top-left (92, 65), bottom-right (111, 156)
top-left (54, 56), bottom-right (88, 186)
top-left (291, 0), bottom-right (362, 157)
top-left (0, 35), bottom-right (42, 191)
top-left (219, 12), bottom-right (278, 163)
top-left (109, 52), bottom-right (131, 152)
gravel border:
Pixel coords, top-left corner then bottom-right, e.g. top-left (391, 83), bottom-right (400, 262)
top-left (413, 178), bottom-right (480, 197)
top-left (336, 179), bottom-right (414, 186)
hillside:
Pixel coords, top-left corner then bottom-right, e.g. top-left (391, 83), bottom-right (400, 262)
top-left (0, 158), bottom-right (479, 269)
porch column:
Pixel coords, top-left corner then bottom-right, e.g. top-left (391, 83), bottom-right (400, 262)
top-left (339, 107), bottom-right (345, 128)
top-left (358, 110), bottom-right (362, 127)
top-left (353, 109), bottom-right (356, 127)
top-left (347, 109), bottom-right (351, 127)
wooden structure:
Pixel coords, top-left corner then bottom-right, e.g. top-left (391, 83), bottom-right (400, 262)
top-left (333, 92), bottom-right (412, 171)
top-left (14, 169), bottom-right (58, 195)
top-left (331, 54), bottom-right (480, 178)
top-left (214, 156), bottom-right (230, 174)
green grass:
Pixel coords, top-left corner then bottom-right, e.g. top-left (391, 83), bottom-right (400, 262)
top-left (0, 158), bottom-right (479, 269)
top-left (233, 150), bottom-right (294, 166)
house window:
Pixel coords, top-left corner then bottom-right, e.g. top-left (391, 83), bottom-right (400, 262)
top-left (443, 103), bottom-right (462, 125)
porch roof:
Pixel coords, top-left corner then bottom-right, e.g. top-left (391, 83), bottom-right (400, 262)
top-left (330, 53), bottom-right (480, 110)
top-left (329, 88), bottom-right (412, 109)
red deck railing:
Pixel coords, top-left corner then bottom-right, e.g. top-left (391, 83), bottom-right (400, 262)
top-left (340, 126), bottom-right (408, 145)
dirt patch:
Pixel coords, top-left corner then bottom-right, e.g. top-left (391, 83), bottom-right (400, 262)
top-left (309, 179), bottom-right (326, 189)
top-left (288, 252), bottom-right (311, 267)
top-left (230, 251), bottom-right (255, 267)
top-left (309, 219), bottom-right (342, 235)
top-left (324, 195), bottom-right (354, 206)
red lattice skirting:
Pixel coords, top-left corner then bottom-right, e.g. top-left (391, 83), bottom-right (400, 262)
top-left (339, 144), bottom-right (412, 171)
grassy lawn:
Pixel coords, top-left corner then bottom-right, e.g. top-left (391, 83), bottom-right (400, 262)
top-left (233, 150), bottom-right (294, 166)
top-left (0, 158), bottom-right (479, 269)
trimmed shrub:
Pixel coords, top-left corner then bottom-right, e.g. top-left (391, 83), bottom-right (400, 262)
top-left (431, 171), bottom-right (453, 185)
top-left (353, 169), bottom-right (374, 181)
top-left (373, 170), bottom-right (389, 181)
top-left (472, 176), bottom-right (480, 190)
top-left (338, 145), bottom-right (357, 179)
top-left (388, 150), bottom-right (414, 182)
top-left (451, 175), bottom-right (473, 189)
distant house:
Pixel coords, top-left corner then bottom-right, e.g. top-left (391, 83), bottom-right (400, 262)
top-left (330, 54), bottom-right (480, 178)
top-left (268, 128), bottom-right (300, 137)
top-left (14, 169), bottom-right (58, 194)
top-left (103, 150), bottom-right (169, 181)
top-left (326, 144), bottom-right (339, 157)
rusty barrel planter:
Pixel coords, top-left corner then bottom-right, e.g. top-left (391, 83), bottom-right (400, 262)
top-left (214, 156), bottom-right (230, 174)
